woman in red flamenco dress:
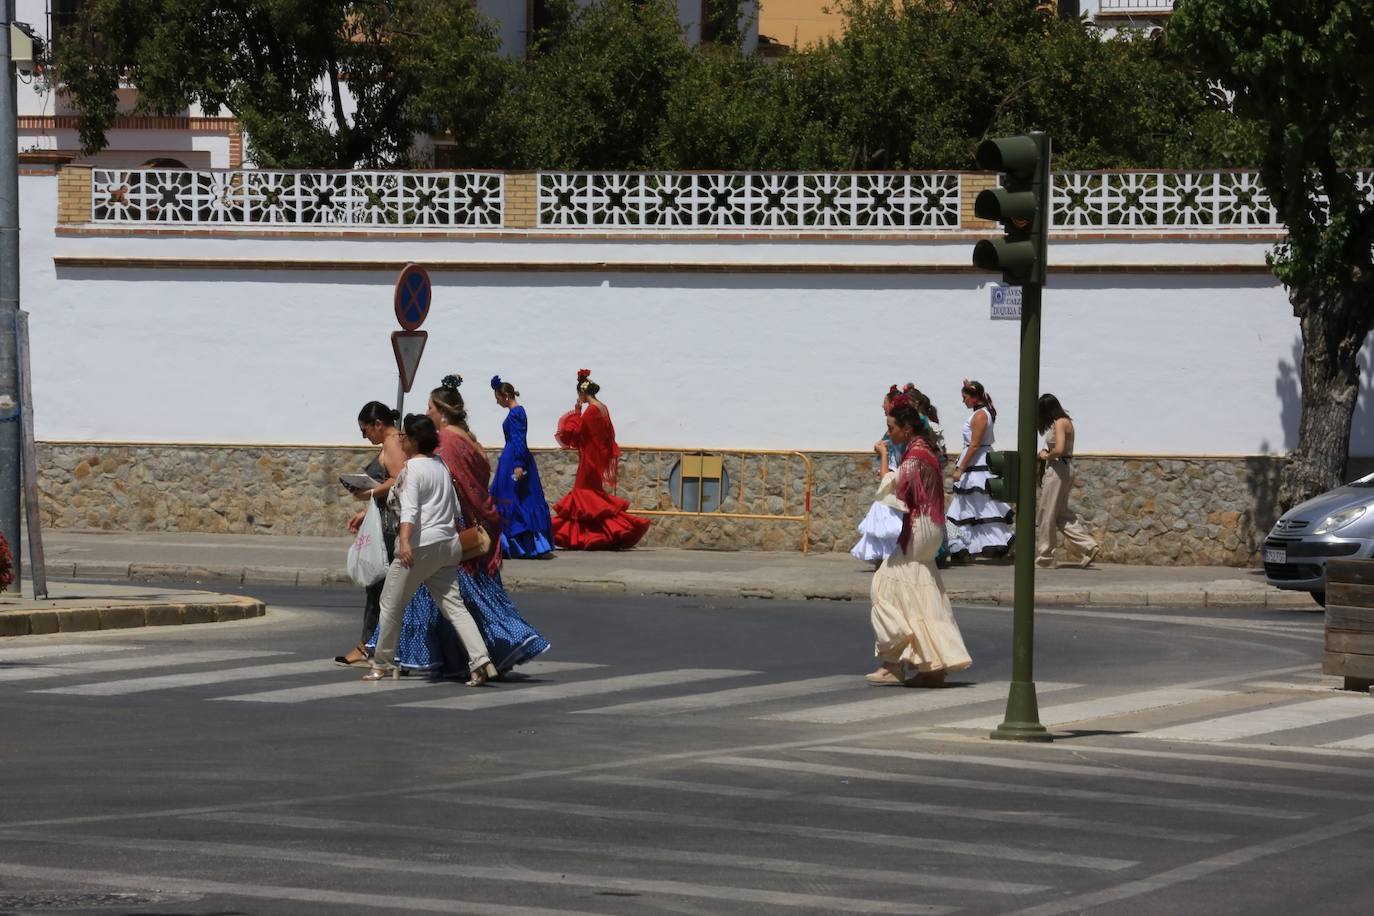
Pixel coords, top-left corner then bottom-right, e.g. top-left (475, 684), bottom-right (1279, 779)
top-left (552, 370), bottom-right (651, 550)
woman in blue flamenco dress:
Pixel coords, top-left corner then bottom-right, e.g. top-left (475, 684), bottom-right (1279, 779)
top-left (489, 375), bottom-right (555, 558)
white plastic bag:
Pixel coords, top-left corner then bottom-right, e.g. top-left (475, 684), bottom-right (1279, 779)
top-left (346, 500), bottom-right (389, 587)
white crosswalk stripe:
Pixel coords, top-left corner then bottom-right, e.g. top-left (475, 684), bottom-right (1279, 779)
top-left (947, 687), bottom-right (1232, 730)
top-left (398, 668), bottom-right (757, 711)
top-left (32, 660), bottom-right (328, 696)
top-left (1136, 697), bottom-right (1374, 743)
top-left (580, 774), bottom-right (1232, 843)
top-left (0, 644), bottom-right (131, 663)
top-left (1320, 732), bottom-right (1374, 750)
top-left (759, 680), bottom-right (1078, 724)
top-left (0, 650), bottom-right (290, 684)
top-left (215, 661), bottom-right (605, 704)
top-left (573, 674), bottom-right (857, 716)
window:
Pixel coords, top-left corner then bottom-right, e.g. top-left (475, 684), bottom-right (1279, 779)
top-left (48, 1), bottom-right (84, 51)
top-left (701, 0), bottom-right (741, 45)
top-left (668, 454), bottom-right (730, 513)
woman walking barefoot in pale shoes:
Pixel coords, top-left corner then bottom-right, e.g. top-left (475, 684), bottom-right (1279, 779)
top-left (867, 395), bottom-right (972, 687)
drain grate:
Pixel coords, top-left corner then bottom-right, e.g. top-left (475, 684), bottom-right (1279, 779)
top-left (0, 892), bottom-right (169, 911)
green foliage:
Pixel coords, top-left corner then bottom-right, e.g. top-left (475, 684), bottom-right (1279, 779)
top-left (56, 0), bottom-right (501, 168)
top-left (1171, 0), bottom-right (1374, 295)
top-left (56, 0), bottom-right (1263, 172)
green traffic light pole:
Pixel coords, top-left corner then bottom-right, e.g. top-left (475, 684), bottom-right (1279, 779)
top-left (990, 278), bottom-right (1052, 743)
top-left (971, 130), bottom-right (1053, 743)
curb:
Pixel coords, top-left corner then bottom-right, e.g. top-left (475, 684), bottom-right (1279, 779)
top-left (0, 596), bottom-right (267, 638)
top-left (51, 561), bottom-right (1314, 610)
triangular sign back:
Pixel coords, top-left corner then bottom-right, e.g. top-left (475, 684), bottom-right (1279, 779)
top-left (391, 331), bottom-right (428, 393)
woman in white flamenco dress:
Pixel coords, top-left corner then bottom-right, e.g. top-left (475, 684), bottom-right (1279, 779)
top-left (851, 413), bottom-right (907, 564)
top-left (866, 396), bottom-right (973, 687)
top-left (945, 379), bottom-right (1015, 559)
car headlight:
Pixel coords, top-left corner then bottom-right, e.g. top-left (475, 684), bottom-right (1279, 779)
top-left (1313, 506), bottom-right (1367, 535)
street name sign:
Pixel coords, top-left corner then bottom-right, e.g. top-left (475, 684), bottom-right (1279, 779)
top-left (990, 283), bottom-right (1022, 320)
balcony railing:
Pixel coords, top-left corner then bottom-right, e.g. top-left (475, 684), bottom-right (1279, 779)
top-left (1097, 0), bottom-right (1175, 13)
top-left (90, 169), bottom-right (505, 226)
top-left (536, 171), bottom-right (963, 230)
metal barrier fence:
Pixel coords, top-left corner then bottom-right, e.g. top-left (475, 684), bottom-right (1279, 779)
top-left (618, 447), bottom-right (814, 554)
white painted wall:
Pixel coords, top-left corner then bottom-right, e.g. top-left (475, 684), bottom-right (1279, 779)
top-left (21, 172), bottom-right (1372, 456)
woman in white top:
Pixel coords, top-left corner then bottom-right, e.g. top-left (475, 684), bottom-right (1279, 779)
top-left (945, 379), bottom-right (1015, 559)
top-left (1036, 393), bottom-right (1099, 569)
top-left (366, 414), bottom-right (496, 686)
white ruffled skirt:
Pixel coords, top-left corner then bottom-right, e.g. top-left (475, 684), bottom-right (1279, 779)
top-left (851, 472), bottom-right (905, 562)
top-left (870, 516), bottom-right (973, 674)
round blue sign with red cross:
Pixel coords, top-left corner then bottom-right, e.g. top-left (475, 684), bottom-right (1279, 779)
top-left (394, 263), bottom-right (431, 331)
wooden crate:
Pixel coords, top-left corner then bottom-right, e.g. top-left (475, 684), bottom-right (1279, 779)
top-left (1323, 559), bottom-right (1374, 691)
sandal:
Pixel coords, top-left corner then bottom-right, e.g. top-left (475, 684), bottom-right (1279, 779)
top-left (334, 642), bottom-right (372, 668)
top-left (465, 662), bottom-right (499, 687)
top-left (864, 665), bottom-right (905, 686)
top-left (362, 665), bottom-right (399, 682)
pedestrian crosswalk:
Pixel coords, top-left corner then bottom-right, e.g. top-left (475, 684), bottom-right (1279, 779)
top-left (6, 644), bottom-right (1374, 751)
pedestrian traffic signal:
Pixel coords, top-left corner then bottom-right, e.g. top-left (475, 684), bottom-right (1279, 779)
top-left (972, 132), bottom-right (1050, 287)
top-left (987, 450), bottom-right (1019, 503)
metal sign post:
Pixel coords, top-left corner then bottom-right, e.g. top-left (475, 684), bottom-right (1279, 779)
top-left (392, 264), bottom-right (431, 414)
top-left (17, 310), bottom-right (44, 598)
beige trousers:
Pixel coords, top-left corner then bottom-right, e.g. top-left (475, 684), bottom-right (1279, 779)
top-left (372, 538), bottom-right (491, 672)
top-left (1036, 459), bottom-right (1098, 562)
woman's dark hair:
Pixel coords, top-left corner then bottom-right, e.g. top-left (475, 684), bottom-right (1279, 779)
top-left (430, 374), bottom-right (476, 441)
top-left (402, 413), bottom-right (439, 454)
top-left (904, 385), bottom-right (939, 425)
top-left (491, 376), bottom-right (519, 399)
top-left (889, 398), bottom-right (939, 454)
top-left (1038, 393), bottom-right (1071, 434)
top-left (357, 401), bottom-right (399, 427)
top-left (962, 379), bottom-right (997, 421)
top-left (577, 376), bottom-right (601, 397)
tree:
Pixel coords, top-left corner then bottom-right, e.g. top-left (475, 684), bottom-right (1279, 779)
top-left (56, 0), bottom-right (501, 168)
top-left (1171, 0), bottom-right (1374, 508)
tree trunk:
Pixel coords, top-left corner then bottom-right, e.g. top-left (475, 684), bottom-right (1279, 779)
top-left (1278, 282), bottom-right (1368, 511)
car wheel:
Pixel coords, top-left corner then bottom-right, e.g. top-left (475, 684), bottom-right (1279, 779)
top-left (1312, 590), bottom-right (1326, 608)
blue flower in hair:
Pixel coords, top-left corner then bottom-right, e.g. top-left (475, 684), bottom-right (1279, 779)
top-left (442, 374), bottom-right (462, 389)
top-left (490, 375), bottom-right (503, 390)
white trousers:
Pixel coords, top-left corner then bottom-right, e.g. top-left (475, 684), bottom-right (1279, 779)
top-left (372, 538), bottom-right (490, 672)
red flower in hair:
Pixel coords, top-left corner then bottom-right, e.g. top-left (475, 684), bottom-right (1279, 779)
top-left (890, 394), bottom-right (914, 413)
top-left (577, 369), bottom-right (591, 381)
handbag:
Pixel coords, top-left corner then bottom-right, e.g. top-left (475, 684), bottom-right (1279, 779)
top-left (458, 524), bottom-right (491, 562)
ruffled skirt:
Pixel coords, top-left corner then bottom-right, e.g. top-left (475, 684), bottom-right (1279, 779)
top-left (851, 472), bottom-right (905, 562)
top-left (947, 447), bottom-right (1014, 557)
top-left (553, 486), bottom-right (651, 551)
top-left (870, 517), bottom-right (973, 673)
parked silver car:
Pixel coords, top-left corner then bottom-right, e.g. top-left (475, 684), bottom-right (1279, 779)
top-left (1264, 472), bottom-right (1374, 606)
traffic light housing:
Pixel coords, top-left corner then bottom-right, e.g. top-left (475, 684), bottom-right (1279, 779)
top-left (972, 133), bottom-right (1050, 287)
top-left (987, 450), bottom-right (1020, 503)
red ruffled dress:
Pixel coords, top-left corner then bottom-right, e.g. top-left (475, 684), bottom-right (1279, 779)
top-left (552, 404), bottom-right (650, 550)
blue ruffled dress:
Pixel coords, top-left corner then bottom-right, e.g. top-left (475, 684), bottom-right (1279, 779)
top-left (491, 405), bottom-right (555, 558)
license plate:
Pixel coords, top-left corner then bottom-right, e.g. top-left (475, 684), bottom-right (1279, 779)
top-left (1264, 547), bottom-right (1287, 564)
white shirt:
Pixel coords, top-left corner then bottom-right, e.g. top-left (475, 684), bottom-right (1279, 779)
top-left (395, 455), bottom-right (459, 548)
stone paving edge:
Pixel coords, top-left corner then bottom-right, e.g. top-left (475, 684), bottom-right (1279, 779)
top-left (45, 560), bottom-right (1298, 610)
top-left (0, 596), bottom-right (267, 638)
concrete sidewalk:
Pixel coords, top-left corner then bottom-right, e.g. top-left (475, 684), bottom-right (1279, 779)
top-left (34, 529), bottom-right (1316, 610)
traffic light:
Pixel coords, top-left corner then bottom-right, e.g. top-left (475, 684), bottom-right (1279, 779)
top-left (972, 132), bottom-right (1051, 287)
top-left (987, 450), bottom-right (1020, 503)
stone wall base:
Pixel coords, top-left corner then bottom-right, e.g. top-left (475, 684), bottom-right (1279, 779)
top-left (36, 442), bottom-right (1285, 566)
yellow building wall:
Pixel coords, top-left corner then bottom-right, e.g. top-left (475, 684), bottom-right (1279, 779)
top-left (759, 0), bottom-right (845, 48)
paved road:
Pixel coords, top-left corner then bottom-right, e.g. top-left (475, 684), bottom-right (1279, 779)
top-left (1, 584), bottom-right (1369, 916)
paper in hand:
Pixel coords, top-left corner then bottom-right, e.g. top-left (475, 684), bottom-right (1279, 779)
top-left (340, 473), bottom-right (381, 492)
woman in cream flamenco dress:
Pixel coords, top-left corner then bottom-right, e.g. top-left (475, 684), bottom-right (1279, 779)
top-left (866, 395), bottom-right (973, 687)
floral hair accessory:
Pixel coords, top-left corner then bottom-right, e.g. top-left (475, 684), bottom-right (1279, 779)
top-left (490, 375), bottom-right (503, 391)
top-left (441, 374), bottom-right (463, 390)
top-left (576, 368), bottom-right (591, 381)
top-left (886, 384), bottom-right (900, 398)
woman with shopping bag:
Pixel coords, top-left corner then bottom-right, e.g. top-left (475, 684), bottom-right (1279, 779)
top-left (335, 402), bottom-right (405, 667)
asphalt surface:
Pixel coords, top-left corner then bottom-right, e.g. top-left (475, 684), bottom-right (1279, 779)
top-left (1, 583), bottom-right (1369, 916)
